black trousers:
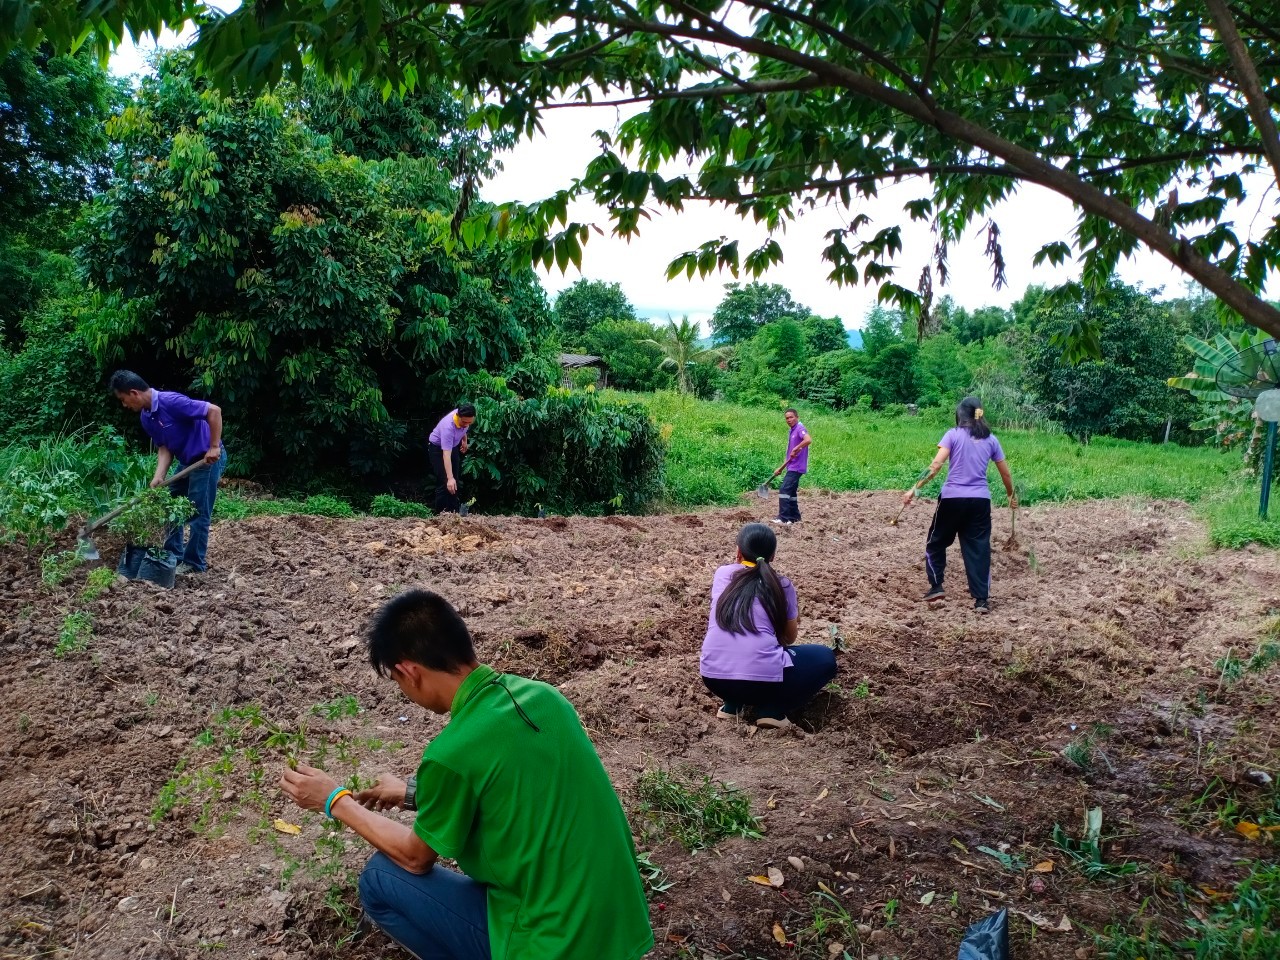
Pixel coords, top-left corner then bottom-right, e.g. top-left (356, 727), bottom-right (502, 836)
top-left (925, 497), bottom-right (992, 601)
top-left (428, 443), bottom-right (463, 513)
top-left (778, 470), bottom-right (802, 521)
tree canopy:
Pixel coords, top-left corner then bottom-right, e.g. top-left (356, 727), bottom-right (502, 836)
top-left (553, 278), bottom-right (637, 345)
top-left (9, 0), bottom-right (1280, 342)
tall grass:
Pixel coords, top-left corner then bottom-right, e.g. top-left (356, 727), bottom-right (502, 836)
top-left (628, 391), bottom-right (1240, 508)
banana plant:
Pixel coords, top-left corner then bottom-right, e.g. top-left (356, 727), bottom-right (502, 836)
top-left (1167, 329), bottom-right (1271, 468)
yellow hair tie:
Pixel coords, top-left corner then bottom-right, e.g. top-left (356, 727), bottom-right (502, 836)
top-left (974, 408), bottom-right (984, 419)
top-left (739, 560), bottom-right (756, 568)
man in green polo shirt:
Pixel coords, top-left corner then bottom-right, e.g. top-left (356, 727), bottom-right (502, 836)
top-left (278, 589), bottom-right (653, 960)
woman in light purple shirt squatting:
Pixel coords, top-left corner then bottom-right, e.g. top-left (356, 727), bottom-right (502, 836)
top-left (699, 523), bottom-right (838, 731)
top-left (901, 396), bottom-right (1016, 615)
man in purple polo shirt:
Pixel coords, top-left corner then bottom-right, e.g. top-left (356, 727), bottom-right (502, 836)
top-left (427, 403), bottom-right (476, 514)
top-left (110, 370), bottom-right (227, 575)
top-left (774, 407), bottom-right (811, 525)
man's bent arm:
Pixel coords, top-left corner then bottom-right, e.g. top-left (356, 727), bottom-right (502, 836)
top-left (205, 403), bottom-right (223, 448)
top-left (151, 447), bottom-right (174, 487)
top-left (331, 795), bottom-right (439, 874)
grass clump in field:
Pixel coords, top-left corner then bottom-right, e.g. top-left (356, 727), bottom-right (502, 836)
top-left (635, 768), bottom-right (762, 852)
top-left (1095, 862), bottom-right (1280, 959)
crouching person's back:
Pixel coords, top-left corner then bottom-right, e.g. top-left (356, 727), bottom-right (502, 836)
top-left (279, 589), bottom-right (654, 960)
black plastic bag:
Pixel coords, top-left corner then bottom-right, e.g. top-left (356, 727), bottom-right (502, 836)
top-left (957, 908), bottom-right (1008, 960)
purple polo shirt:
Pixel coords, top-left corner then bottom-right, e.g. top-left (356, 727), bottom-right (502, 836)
top-left (786, 421), bottom-right (810, 474)
top-left (428, 410), bottom-right (470, 451)
top-left (939, 427), bottom-right (1005, 499)
top-left (139, 391), bottom-right (213, 466)
top-left (699, 563), bottom-right (799, 682)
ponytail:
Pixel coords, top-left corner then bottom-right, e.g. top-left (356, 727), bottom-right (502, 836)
top-left (956, 396), bottom-right (992, 440)
top-left (714, 524), bottom-right (789, 637)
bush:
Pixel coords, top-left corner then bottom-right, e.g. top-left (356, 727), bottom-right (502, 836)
top-left (300, 495), bottom-right (356, 518)
top-left (369, 494), bottom-right (432, 518)
top-left (0, 466), bottom-right (87, 549)
top-left (467, 388), bottom-right (665, 514)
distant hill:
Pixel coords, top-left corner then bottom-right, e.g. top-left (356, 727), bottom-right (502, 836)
top-left (846, 328), bottom-right (863, 349)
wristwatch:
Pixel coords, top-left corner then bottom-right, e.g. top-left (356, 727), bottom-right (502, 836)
top-left (404, 777), bottom-right (418, 811)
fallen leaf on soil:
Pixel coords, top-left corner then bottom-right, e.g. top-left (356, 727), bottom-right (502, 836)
top-left (815, 787), bottom-right (829, 801)
top-left (919, 891), bottom-right (936, 905)
top-left (817, 881), bottom-right (835, 895)
top-left (721, 888), bottom-right (731, 902)
top-left (772, 922), bottom-right (787, 945)
top-left (767, 795), bottom-right (778, 809)
top-left (666, 933), bottom-right (688, 944)
top-left (787, 856), bottom-right (805, 871)
top-left (749, 875), bottom-right (774, 887)
top-left (888, 836), bottom-right (896, 859)
top-left (1011, 908), bottom-right (1073, 932)
top-left (1031, 860), bottom-right (1055, 873)
top-left (767, 867), bottom-right (785, 887)
top-left (1233, 821), bottom-right (1280, 841)
top-left (950, 838), bottom-right (969, 853)
top-left (827, 943), bottom-right (844, 956)
top-left (272, 820), bottom-right (302, 835)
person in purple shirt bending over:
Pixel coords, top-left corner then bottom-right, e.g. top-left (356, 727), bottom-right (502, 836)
top-left (428, 403), bottom-right (476, 514)
top-left (700, 523), bottom-right (837, 730)
top-left (773, 408), bottom-right (811, 525)
top-left (901, 396), bottom-right (1016, 615)
top-left (109, 370), bottom-right (227, 575)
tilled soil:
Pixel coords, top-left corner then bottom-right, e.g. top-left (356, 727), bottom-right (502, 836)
top-left (2, 491), bottom-right (1278, 960)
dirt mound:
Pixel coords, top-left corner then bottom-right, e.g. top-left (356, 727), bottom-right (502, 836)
top-left (1, 494), bottom-right (1276, 959)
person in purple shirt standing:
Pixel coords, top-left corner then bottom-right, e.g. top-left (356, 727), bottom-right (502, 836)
top-left (109, 370), bottom-right (227, 575)
top-left (428, 403), bottom-right (476, 514)
top-left (773, 408), bottom-right (811, 525)
top-left (699, 523), bottom-right (837, 730)
top-left (901, 396), bottom-right (1016, 614)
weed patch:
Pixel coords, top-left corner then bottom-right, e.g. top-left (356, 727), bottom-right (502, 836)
top-left (635, 768), bottom-right (762, 852)
top-left (54, 611), bottom-right (92, 657)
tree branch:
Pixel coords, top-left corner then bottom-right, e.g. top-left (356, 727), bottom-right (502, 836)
top-left (582, 7), bottom-right (1280, 337)
top-left (731, 163), bottom-right (1023, 201)
top-left (539, 73), bottom-right (823, 108)
top-left (1204, 0), bottom-right (1280, 188)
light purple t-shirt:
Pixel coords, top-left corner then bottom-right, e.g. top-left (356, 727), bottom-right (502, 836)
top-left (700, 564), bottom-right (800, 682)
top-left (786, 421), bottom-right (810, 474)
top-left (939, 427), bottom-right (1005, 499)
top-left (428, 410), bottom-right (470, 450)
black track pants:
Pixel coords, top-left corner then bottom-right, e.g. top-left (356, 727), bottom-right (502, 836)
top-left (924, 497), bottom-right (992, 601)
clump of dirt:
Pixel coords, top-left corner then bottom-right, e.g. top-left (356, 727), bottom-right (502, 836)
top-left (1, 494), bottom-right (1276, 960)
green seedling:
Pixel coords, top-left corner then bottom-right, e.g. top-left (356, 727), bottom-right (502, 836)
top-left (54, 611), bottom-right (92, 657)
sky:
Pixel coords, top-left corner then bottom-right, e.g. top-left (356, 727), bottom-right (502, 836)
top-left (111, 30), bottom-right (1275, 335)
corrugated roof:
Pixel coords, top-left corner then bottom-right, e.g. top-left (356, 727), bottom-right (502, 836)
top-left (559, 353), bottom-right (604, 367)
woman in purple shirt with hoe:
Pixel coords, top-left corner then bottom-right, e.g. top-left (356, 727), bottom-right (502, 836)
top-left (699, 523), bottom-right (838, 730)
top-left (901, 397), bottom-right (1016, 614)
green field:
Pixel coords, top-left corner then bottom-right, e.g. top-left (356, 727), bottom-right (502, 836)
top-left (625, 391), bottom-right (1279, 548)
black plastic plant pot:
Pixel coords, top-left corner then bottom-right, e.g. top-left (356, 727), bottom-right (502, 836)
top-left (116, 545), bottom-right (147, 580)
top-left (117, 545), bottom-right (177, 589)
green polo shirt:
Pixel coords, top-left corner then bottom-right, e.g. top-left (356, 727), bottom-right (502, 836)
top-left (413, 664), bottom-right (653, 960)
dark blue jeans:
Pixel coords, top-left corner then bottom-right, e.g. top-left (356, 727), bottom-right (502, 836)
top-left (358, 853), bottom-right (491, 960)
top-left (778, 470), bottom-right (803, 522)
top-left (163, 447), bottom-right (226, 571)
top-left (702, 644), bottom-right (838, 720)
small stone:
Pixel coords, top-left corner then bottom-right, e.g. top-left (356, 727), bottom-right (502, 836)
top-left (856, 923), bottom-right (872, 935)
top-left (787, 856), bottom-right (805, 871)
top-left (117, 896), bottom-right (141, 913)
top-left (139, 857), bottom-right (157, 870)
top-left (869, 929), bottom-right (889, 945)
